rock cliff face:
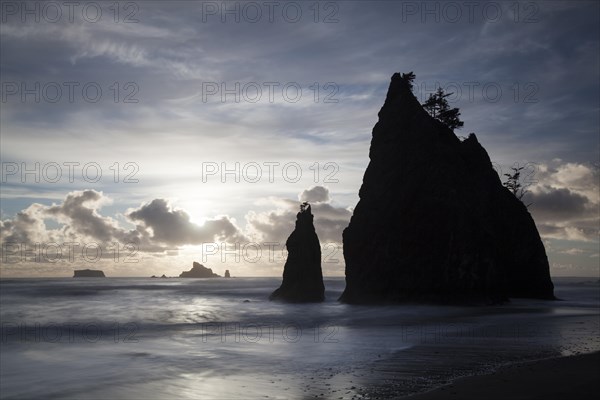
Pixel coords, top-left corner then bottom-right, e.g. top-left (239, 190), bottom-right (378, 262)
top-left (270, 203), bottom-right (325, 302)
top-left (73, 269), bottom-right (105, 277)
top-left (179, 262), bottom-right (220, 278)
top-left (225, 270), bottom-right (231, 278)
top-left (340, 73), bottom-right (554, 304)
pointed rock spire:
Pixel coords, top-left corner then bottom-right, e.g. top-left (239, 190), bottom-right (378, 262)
top-left (270, 203), bottom-right (325, 302)
top-left (340, 72), bottom-right (554, 303)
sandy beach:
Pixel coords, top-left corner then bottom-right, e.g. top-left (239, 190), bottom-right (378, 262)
top-left (405, 352), bottom-right (600, 400)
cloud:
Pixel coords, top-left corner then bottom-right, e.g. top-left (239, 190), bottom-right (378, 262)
top-left (560, 248), bottom-right (585, 255)
top-left (528, 186), bottom-right (590, 221)
top-left (526, 161), bottom-right (599, 243)
top-left (534, 162), bottom-right (599, 201)
top-left (45, 190), bottom-right (118, 243)
top-left (0, 204), bottom-right (49, 245)
top-left (299, 186), bottom-right (331, 203)
top-left (127, 199), bottom-right (248, 246)
top-left (538, 224), bottom-right (593, 243)
top-left (0, 191), bottom-right (248, 262)
top-left (1, 191), bottom-right (159, 257)
top-left (247, 186), bottom-right (352, 244)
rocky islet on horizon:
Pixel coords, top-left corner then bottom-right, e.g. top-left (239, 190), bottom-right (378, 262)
top-left (73, 269), bottom-right (105, 278)
top-left (179, 262), bottom-right (220, 278)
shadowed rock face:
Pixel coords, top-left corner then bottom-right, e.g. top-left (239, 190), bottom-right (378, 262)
top-left (179, 262), bottom-right (220, 278)
top-left (73, 269), bottom-right (105, 277)
top-left (270, 204), bottom-right (325, 302)
top-left (340, 73), bottom-right (554, 304)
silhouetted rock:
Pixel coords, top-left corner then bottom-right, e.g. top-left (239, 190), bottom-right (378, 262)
top-left (270, 203), bottom-right (325, 302)
top-left (151, 275), bottom-right (157, 278)
top-left (73, 269), bottom-right (105, 278)
top-left (179, 262), bottom-right (220, 278)
top-left (161, 274), bottom-right (167, 278)
top-left (225, 270), bottom-right (231, 278)
top-left (340, 72), bottom-right (554, 304)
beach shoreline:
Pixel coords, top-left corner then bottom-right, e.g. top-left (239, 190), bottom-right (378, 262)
top-left (403, 351), bottom-right (600, 399)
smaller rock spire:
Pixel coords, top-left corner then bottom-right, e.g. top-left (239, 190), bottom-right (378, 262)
top-left (270, 202), bottom-right (325, 302)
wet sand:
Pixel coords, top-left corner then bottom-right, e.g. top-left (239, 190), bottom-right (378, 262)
top-left (404, 351), bottom-right (600, 400)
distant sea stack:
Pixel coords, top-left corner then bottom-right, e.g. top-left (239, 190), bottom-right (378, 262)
top-left (270, 203), bottom-right (325, 302)
top-left (73, 269), bottom-right (105, 278)
top-left (179, 262), bottom-right (220, 278)
top-left (340, 72), bottom-right (554, 304)
top-left (225, 270), bottom-right (231, 278)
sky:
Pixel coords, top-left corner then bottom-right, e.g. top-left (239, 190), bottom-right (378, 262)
top-left (0, 0), bottom-right (598, 277)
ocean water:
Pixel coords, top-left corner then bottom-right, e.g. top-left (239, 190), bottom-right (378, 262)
top-left (1, 276), bottom-right (598, 399)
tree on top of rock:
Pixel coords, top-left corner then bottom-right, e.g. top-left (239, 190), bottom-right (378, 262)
top-left (402, 71), bottom-right (416, 91)
top-left (422, 87), bottom-right (464, 131)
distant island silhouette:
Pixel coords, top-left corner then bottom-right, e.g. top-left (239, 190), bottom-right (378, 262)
top-left (339, 72), bottom-right (554, 304)
top-left (73, 269), bottom-right (105, 278)
top-left (179, 262), bottom-right (220, 278)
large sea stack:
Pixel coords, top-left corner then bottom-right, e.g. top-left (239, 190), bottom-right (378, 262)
top-left (270, 203), bottom-right (325, 302)
top-left (340, 73), bottom-right (554, 304)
